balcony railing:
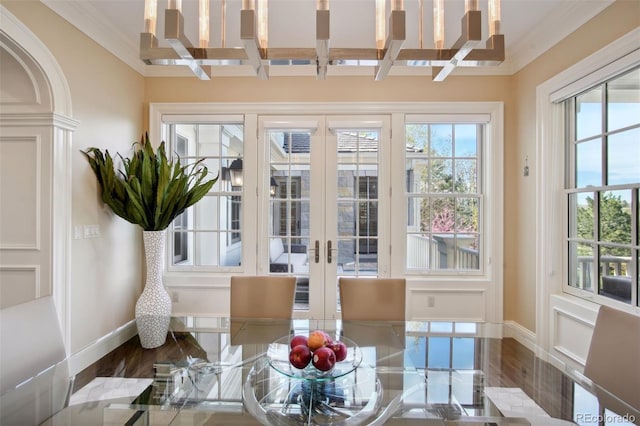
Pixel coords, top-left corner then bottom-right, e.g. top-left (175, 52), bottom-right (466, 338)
top-left (575, 255), bottom-right (633, 303)
top-left (407, 234), bottom-right (479, 270)
top-left (575, 255), bottom-right (632, 289)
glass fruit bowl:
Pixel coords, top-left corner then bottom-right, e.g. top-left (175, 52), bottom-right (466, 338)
top-left (266, 335), bottom-right (362, 382)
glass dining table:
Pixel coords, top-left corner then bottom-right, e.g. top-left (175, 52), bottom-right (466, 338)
top-left (45, 316), bottom-right (639, 425)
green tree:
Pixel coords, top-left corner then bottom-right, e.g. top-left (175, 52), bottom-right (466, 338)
top-left (577, 192), bottom-right (631, 256)
top-left (406, 124), bottom-right (477, 234)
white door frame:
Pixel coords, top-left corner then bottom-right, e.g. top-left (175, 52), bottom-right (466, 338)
top-left (258, 115), bottom-right (391, 320)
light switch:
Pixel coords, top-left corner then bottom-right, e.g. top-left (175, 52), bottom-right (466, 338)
top-left (83, 225), bottom-right (101, 238)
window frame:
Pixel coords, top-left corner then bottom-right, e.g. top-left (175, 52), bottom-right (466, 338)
top-left (401, 114), bottom-right (498, 278)
top-left (535, 28), bottom-right (640, 341)
top-left (404, 121), bottom-right (484, 275)
top-left (150, 104), bottom-right (503, 320)
top-left (563, 67), bottom-right (640, 307)
top-left (161, 116), bottom-right (246, 273)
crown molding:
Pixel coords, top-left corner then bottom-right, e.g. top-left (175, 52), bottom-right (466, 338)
top-left (506, 0), bottom-right (615, 73)
top-left (41, 0), bottom-right (145, 75)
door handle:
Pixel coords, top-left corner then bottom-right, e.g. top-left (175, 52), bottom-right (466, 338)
top-left (314, 240), bottom-right (320, 263)
top-left (327, 240), bottom-right (332, 264)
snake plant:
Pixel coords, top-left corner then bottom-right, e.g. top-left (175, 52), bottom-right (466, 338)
top-left (82, 133), bottom-right (217, 231)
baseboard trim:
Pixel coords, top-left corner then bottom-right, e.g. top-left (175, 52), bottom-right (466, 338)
top-left (503, 320), bottom-right (537, 352)
top-left (68, 320), bottom-right (138, 376)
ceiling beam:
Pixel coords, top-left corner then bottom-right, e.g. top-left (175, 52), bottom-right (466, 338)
top-left (375, 10), bottom-right (406, 81)
top-left (240, 9), bottom-right (268, 80)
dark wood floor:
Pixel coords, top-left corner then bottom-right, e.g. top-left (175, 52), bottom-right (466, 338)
top-left (484, 338), bottom-right (575, 420)
top-left (74, 333), bottom-right (577, 422)
top-left (73, 332), bottom-right (209, 392)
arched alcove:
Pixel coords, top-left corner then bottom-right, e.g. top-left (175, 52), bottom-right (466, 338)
top-left (0, 46), bottom-right (43, 107)
top-left (0, 5), bottom-right (78, 351)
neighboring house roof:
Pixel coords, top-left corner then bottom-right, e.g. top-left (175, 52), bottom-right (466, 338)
top-left (282, 131), bottom-right (379, 153)
top-left (282, 131), bottom-right (423, 153)
top-left (282, 133), bottom-right (310, 153)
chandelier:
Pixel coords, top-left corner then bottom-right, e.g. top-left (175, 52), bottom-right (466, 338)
top-left (140, 0), bottom-right (504, 81)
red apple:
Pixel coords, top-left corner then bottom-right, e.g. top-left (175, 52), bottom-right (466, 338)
top-left (322, 331), bottom-right (334, 346)
top-left (290, 334), bottom-right (308, 350)
top-left (312, 346), bottom-right (336, 371)
top-left (330, 341), bottom-right (348, 362)
top-left (289, 344), bottom-right (312, 369)
top-left (307, 330), bottom-right (330, 351)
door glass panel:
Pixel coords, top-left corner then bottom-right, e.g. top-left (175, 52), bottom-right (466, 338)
top-left (269, 131), bottom-right (311, 309)
top-left (336, 131), bottom-right (379, 277)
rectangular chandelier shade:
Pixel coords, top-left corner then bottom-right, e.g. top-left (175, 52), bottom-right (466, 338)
top-left (140, 0), bottom-right (504, 81)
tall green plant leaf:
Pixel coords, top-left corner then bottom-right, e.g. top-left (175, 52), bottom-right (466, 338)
top-left (82, 132), bottom-right (217, 231)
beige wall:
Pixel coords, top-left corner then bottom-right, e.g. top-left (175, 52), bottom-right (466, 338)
top-left (144, 75), bottom-right (510, 104)
top-left (1, 1), bottom-right (145, 353)
top-left (507, 0), bottom-right (640, 331)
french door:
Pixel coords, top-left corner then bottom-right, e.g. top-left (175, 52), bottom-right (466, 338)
top-left (259, 115), bottom-right (391, 319)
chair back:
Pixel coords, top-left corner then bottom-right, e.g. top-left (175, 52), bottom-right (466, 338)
top-left (230, 276), bottom-right (296, 319)
top-left (583, 305), bottom-right (640, 411)
top-left (339, 278), bottom-right (406, 321)
top-left (1, 296), bottom-right (71, 424)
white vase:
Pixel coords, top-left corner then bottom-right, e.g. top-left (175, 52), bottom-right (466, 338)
top-left (135, 230), bottom-right (172, 349)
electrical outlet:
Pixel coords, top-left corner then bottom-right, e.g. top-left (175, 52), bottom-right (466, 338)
top-left (172, 292), bottom-right (179, 303)
top-left (427, 296), bottom-right (435, 308)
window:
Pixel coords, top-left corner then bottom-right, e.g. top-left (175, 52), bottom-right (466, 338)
top-left (358, 176), bottom-right (378, 255)
top-left (268, 130), bottom-right (311, 261)
top-left (165, 121), bottom-right (244, 269)
top-left (566, 67), bottom-right (640, 306)
top-left (153, 104), bottom-right (501, 301)
top-left (173, 134), bottom-right (189, 264)
top-left (273, 176), bottom-right (302, 245)
top-left (405, 123), bottom-right (482, 272)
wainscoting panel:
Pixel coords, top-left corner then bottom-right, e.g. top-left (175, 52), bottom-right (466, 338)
top-left (552, 307), bottom-right (595, 366)
top-left (167, 284), bottom-right (490, 320)
top-left (167, 286), bottom-right (230, 316)
top-left (407, 288), bottom-right (486, 321)
top-left (0, 128), bottom-right (52, 310)
top-left (0, 136), bottom-right (40, 250)
top-left (0, 266), bottom-right (39, 308)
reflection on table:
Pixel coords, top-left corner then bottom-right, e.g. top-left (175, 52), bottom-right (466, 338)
top-left (45, 317), bottom-right (638, 426)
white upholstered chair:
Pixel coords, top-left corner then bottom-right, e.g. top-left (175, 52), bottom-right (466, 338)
top-left (230, 275), bottom-right (297, 319)
top-left (583, 304), bottom-right (640, 414)
top-left (0, 296), bottom-right (72, 424)
top-left (338, 277), bottom-right (406, 321)
top-left (229, 276), bottom-right (296, 347)
top-left (338, 278), bottom-right (406, 394)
